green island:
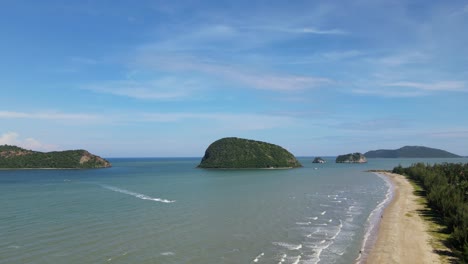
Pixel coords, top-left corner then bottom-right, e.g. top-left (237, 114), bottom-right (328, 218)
top-left (335, 152), bottom-right (367, 163)
top-left (198, 137), bottom-right (302, 169)
top-left (393, 163), bottom-right (468, 262)
top-left (0, 145), bottom-right (111, 169)
top-left (365, 146), bottom-right (461, 158)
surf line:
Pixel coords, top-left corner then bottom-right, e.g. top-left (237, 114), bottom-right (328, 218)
top-left (100, 184), bottom-right (175, 203)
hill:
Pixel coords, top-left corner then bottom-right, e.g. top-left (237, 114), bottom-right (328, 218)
top-left (198, 137), bottom-right (302, 169)
top-left (365, 146), bottom-right (461, 158)
top-left (0, 145), bottom-right (111, 169)
top-left (336, 153), bottom-right (367, 163)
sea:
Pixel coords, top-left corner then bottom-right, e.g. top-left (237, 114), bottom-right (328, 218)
top-left (1, 157), bottom-right (467, 264)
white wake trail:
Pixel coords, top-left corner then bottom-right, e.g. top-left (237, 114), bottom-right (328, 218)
top-left (100, 184), bottom-right (175, 203)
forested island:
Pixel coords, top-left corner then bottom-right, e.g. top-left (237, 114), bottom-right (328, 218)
top-left (0, 145), bottom-right (111, 169)
top-left (393, 163), bottom-right (468, 262)
top-left (365, 146), bottom-right (460, 158)
top-left (198, 137), bottom-right (302, 169)
top-left (336, 153), bottom-right (367, 163)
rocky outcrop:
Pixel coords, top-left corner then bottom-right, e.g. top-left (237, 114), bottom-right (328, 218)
top-left (336, 153), bottom-right (367, 163)
top-left (312, 157), bottom-right (326, 163)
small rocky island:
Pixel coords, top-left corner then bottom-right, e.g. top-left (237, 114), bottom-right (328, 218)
top-left (198, 137), bottom-right (302, 169)
top-left (0, 145), bottom-right (111, 169)
top-left (336, 153), bottom-right (367, 163)
top-left (312, 157), bottom-right (326, 163)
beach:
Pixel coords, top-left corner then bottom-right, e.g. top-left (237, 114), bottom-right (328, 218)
top-left (366, 172), bottom-right (439, 264)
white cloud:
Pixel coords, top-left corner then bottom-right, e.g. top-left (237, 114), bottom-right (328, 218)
top-left (0, 132), bottom-right (58, 152)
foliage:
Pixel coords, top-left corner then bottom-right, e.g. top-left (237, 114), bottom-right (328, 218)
top-left (366, 146), bottom-right (461, 158)
top-left (335, 153), bottom-right (366, 163)
top-left (198, 137), bottom-right (302, 168)
top-left (393, 163), bottom-right (468, 262)
top-left (0, 145), bottom-right (111, 169)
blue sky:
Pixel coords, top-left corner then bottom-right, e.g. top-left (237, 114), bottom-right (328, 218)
top-left (1, 0), bottom-right (467, 157)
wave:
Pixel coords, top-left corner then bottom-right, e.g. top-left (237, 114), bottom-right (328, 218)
top-left (321, 211), bottom-right (326, 215)
top-left (296, 222), bottom-right (312, 226)
top-left (310, 219), bottom-right (343, 264)
top-left (160, 252), bottom-right (175, 256)
top-left (356, 173), bottom-right (394, 263)
top-left (292, 255), bottom-right (301, 264)
top-left (278, 254), bottom-right (287, 264)
top-left (253, 252), bottom-right (264, 262)
top-left (100, 184), bottom-right (175, 203)
top-left (273, 242), bottom-right (302, 250)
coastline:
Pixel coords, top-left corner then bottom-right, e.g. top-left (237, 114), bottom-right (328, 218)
top-left (364, 172), bottom-right (439, 263)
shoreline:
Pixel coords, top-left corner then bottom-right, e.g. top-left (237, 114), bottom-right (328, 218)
top-left (364, 172), bottom-right (439, 263)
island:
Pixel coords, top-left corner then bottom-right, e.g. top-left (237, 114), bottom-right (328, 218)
top-left (0, 145), bottom-right (111, 169)
top-left (336, 152), bottom-right (367, 163)
top-left (198, 137), bottom-right (302, 169)
top-left (312, 157), bottom-right (326, 163)
top-left (364, 146), bottom-right (461, 158)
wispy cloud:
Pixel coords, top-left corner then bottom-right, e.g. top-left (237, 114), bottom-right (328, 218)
top-left (134, 55), bottom-right (332, 92)
top-left (0, 132), bottom-right (58, 152)
top-left (377, 52), bottom-right (429, 66)
top-left (351, 88), bottom-right (425, 98)
top-left (141, 112), bottom-right (297, 131)
top-left (247, 26), bottom-right (348, 35)
top-left (69, 56), bottom-right (99, 65)
top-left (322, 50), bottom-right (363, 60)
top-left (84, 78), bottom-right (196, 100)
top-left (335, 118), bottom-right (409, 131)
top-left (0, 111), bottom-right (100, 121)
top-left (352, 80), bottom-right (467, 97)
top-left (384, 81), bottom-right (466, 91)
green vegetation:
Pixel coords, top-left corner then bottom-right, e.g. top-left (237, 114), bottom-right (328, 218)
top-left (0, 145), bottom-right (111, 169)
top-left (198, 137), bottom-right (302, 169)
top-left (335, 153), bottom-right (367, 163)
top-left (365, 146), bottom-right (461, 158)
top-left (393, 163), bottom-right (468, 262)
top-left (312, 157), bottom-right (326, 163)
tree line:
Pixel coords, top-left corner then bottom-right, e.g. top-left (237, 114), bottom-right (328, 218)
top-left (393, 162), bottom-right (468, 262)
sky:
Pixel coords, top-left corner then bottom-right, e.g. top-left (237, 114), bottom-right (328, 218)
top-left (0, 0), bottom-right (467, 157)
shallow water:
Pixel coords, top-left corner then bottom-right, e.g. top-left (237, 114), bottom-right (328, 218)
top-left (1, 157), bottom-right (466, 263)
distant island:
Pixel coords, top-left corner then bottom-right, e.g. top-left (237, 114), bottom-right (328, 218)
top-left (198, 137), bottom-right (302, 169)
top-left (365, 146), bottom-right (461, 158)
top-left (336, 153), bottom-right (367, 163)
top-left (312, 157), bottom-right (326, 163)
top-left (0, 145), bottom-right (111, 169)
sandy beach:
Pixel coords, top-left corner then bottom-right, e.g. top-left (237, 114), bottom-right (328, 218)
top-left (366, 172), bottom-right (439, 264)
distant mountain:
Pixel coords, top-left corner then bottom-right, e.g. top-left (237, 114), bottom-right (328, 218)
top-left (0, 145), bottom-right (111, 169)
top-left (365, 146), bottom-right (461, 158)
top-left (198, 137), bottom-right (302, 169)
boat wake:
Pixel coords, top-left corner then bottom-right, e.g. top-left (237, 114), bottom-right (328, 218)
top-left (100, 184), bottom-right (175, 203)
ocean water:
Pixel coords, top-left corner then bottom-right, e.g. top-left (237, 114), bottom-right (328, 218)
top-left (1, 157), bottom-right (467, 264)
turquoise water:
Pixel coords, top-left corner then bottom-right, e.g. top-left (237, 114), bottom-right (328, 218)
top-left (1, 157), bottom-right (467, 264)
